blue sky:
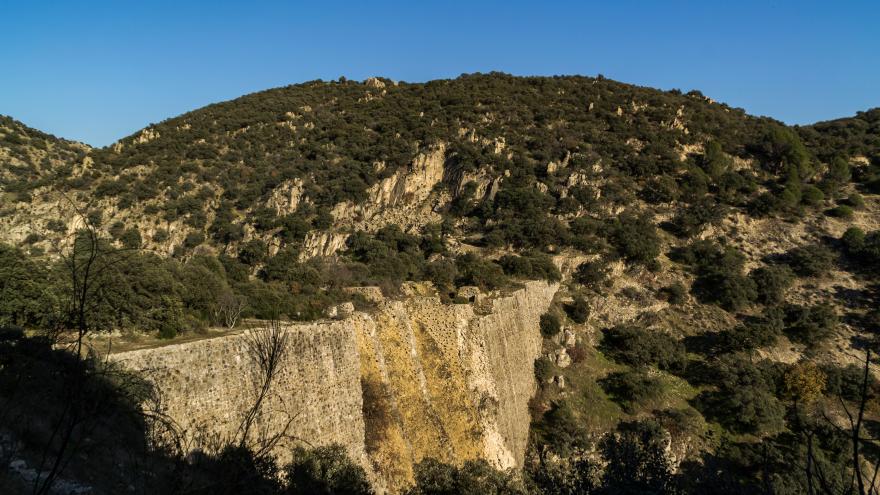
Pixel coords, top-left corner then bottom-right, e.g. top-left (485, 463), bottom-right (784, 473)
top-left (2, 0), bottom-right (878, 146)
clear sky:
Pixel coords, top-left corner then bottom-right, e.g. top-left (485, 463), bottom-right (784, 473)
top-left (2, 0), bottom-right (878, 147)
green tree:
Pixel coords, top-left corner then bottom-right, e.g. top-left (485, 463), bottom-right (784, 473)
top-left (239, 239), bottom-right (268, 266)
top-left (540, 313), bottom-right (562, 338)
top-left (785, 303), bottom-right (838, 345)
top-left (284, 445), bottom-right (373, 495)
top-left (0, 244), bottom-right (57, 328)
top-left (600, 370), bottom-right (662, 413)
top-left (702, 140), bottom-right (730, 178)
top-left (120, 227), bottom-right (142, 249)
top-left (601, 420), bottom-right (674, 494)
top-left (696, 356), bottom-right (785, 434)
top-left (750, 265), bottom-right (795, 305)
top-left (760, 126), bottom-right (812, 177)
top-left (785, 244), bottom-right (835, 277)
top-left (801, 184), bottom-right (825, 206)
top-left (607, 214), bottom-right (660, 266)
top-left (600, 325), bottom-right (687, 372)
top-left (406, 458), bottom-right (525, 495)
top-left (564, 296), bottom-right (590, 324)
top-left (574, 261), bottom-right (610, 291)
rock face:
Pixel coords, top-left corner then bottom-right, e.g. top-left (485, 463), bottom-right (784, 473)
top-left (112, 280), bottom-right (557, 493)
top-left (266, 178), bottom-right (305, 215)
top-left (292, 144), bottom-right (449, 260)
top-left (331, 144), bottom-right (448, 234)
top-left (299, 230), bottom-right (350, 259)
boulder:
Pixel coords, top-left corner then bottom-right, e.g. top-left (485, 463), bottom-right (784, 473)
top-left (555, 348), bottom-right (571, 368)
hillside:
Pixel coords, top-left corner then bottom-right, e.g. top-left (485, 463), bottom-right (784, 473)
top-left (0, 115), bottom-right (89, 197)
top-left (2, 73), bottom-right (880, 494)
top-left (3, 74), bottom-right (775, 253)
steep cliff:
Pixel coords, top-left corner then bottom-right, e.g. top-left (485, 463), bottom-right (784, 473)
top-left (112, 280), bottom-right (557, 492)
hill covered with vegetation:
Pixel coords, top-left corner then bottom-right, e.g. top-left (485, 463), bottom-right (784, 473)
top-left (2, 73), bottom-right (880, 494)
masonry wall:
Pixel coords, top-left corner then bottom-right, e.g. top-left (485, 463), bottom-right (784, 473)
top-left (112, 321), bottom-right (368, 467)
top-left (113, 281), bottom-right (557, 493)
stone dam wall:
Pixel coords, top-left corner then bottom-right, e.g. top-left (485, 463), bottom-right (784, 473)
top-left (112, 281), bottom-right (557, 492)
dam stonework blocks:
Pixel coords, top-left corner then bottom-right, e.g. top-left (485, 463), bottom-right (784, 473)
top-left (113, 281), bottom-right (557, 492)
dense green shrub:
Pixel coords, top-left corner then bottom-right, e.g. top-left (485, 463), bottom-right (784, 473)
top-left (285, 445), bottom-right (372, 495)
top-left (601, 420), bottom-right (675, 494)
top-left (696, 355), bottom-right (785, 434)
top-left (86, 209), bottom-right (103, 227)
top-left (540, 313), bottom-right (562, 338)
top-left (424, 259), bottom-right (458, 295)
top-left (841, 227), bottom-right (866, 253)
top-left (784, 303), bottom-right (838, 345)
top-left (526, 454), bottom-right (599, 495)
top-left (154, 296), bottom-right (182, 339)
top-left (564, 296), bottom-right (590, 324)
top-left (660, 282), bottom-right (687, 305)
top-left (669, 199), bottom-right (727, 238)
top-left (820, 156), bottom-right (852, 196)
top-left (748, 192), bottom-right (782, 217)
top-left (497, 252), bottom-right (561, 282)
top-left (109, 220), bottom-right (126, 239)
top-left (672, 240), bottom-right (757, 310)
top-left (800, 184), bottom-right (825, 206)
top-left (841, 193), bottom-right (864, 209)
top-left (345, 226), bottom-right (429, 285)
top-left (678, 167), bottom-right (710, 202)
top-left (606, 214), bottom-right (660, 265)
top-left (694, 270), bottom-right (757, 311)
top-left (840, 228), bottom-right (880, 271)
top-left (759, 126), bottom-right (812, 176)
top-left (640, 175), bottom-right (680, 204)
top-left (534, 356), bottom-right (556, 384)
top-left (533, 400), bottom-right (590, 457)
top-left (238, 239), bottom-right (268, 266)
top-left (22, 233), bottom-right (42, 245)
top-left (483, 186), bottom-right (568, 250)
top-left (600, 325), bottom-right (687, 372)
top-left (121, 227), bottom-right (142, 249)
top-left (784, 244), bottom-right (836, 277)
top-left (827, 205), bottom-right (854, 219)
top-left (210, 205), bottom-right (245, 245)
top-left (716, 170), bottom-right (758, 204)
top-left (152, 229), bottom-right (170, 243)
top-left (407, 458), bottom-right (525, 495)
top-left (670, 239), bottom-right (746, 274)
top-left (749, 265), bottom-right (794, 305)
top-left (0, 244), bottom-right (59, 328)
top-left (716, 308), bottom-right (785, 353)
top-left (600, 370), bottom-right (662, 413)
top-left (574, 261), bottom-right (610, 291)
top-left (46, 219), bottom-right (66, 233)
top-left (701, 140), bottom-right (730, 178)
top-left (183, 231), bottom-right (205, 249)
top-left (567, 216), bottom-right (605, 254)
top-left (454, 253), bottom-right (507, 291)
top-left (822, 363), bottom-right (878, 402)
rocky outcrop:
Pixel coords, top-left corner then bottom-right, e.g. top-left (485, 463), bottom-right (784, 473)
top-left (132, 127), bottom-right (160, 145)
top-left (112, 280), bottom-right (558, 493)
top-left (299, 230), bottom-right (350, 259)
top-left (293, 144), bottom-right (450, 259)
top-left (266, 178), bottom-right (305, 216)
top-left (330, 144), bottom-right (448, 236)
